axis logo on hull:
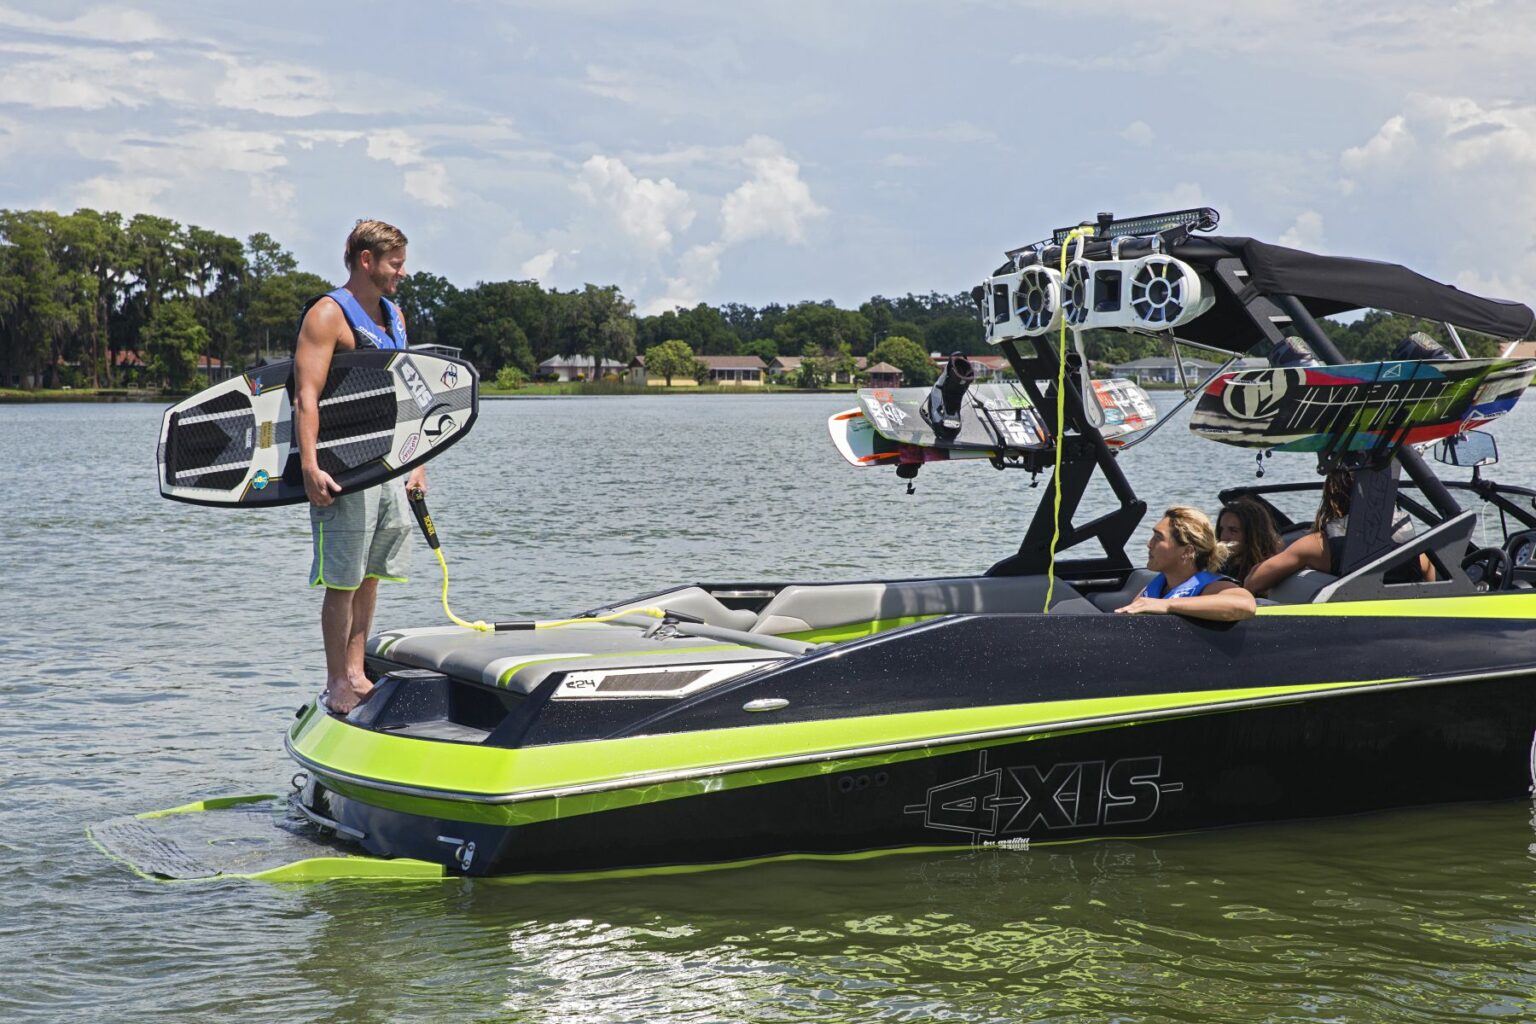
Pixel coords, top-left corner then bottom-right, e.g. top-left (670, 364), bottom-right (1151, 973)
top-left (903, 752), bottom-right (1184, 839)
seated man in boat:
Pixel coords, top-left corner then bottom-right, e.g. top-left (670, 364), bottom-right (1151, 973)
top-left (1116, 506), bottom-right (1256, 621)
top-left (1245, 469), bottom-right (1433, 596)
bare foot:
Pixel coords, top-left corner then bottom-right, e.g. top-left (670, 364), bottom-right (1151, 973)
top-left (324, 676), bottom-right (372, 714)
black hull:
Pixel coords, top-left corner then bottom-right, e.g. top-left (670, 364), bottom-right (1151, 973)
top-left (310, 674), bottom-right (1536, 876)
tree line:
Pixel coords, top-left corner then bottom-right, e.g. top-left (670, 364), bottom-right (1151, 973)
top-left (0, 206), bottom-right (1503, 391)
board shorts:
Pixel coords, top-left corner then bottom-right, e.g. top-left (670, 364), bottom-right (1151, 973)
top-left (309, 483), bottom-right (412, 590)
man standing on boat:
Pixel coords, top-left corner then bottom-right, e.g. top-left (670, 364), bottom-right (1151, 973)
top-left (294, 219), bottom-right (422, 713)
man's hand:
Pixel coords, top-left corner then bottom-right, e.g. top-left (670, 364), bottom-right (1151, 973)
top-left (405, 465), bottom-right (427, 497)
top-left (305, 465), bottom-right (343, 506)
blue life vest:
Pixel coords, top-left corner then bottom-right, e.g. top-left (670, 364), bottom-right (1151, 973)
top-left (300, 288), bottom-right (407, 350)
top-left (1141, 570), bottom-right (1224, 600)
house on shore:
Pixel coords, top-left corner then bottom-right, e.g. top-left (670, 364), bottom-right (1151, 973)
top-left (537, 354), bottom-right (630, 382)
top-left (864, 361), bottom-right (903, 388)
top-left (699, 355), bottom-right (767, 386)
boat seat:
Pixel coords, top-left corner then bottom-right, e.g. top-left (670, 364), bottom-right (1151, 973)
top-left (750, 576), bottom-right (1089, 635)
top-left (1266, 568), bottom-right (1338, 604)
top-left (1085, 569), bottom-right (1158, 612)
top-left (608, 587), bottom-right (759, 631)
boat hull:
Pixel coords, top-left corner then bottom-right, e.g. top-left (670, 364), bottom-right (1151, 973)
top-left (293, 671), bottom-right (1536, 877)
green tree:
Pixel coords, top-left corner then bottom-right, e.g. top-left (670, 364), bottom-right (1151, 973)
top-left (437, 281), bottom-right (537, 372)
top-left (143, 300), bottom-right (208, 389)
top-left (925, 315), bottom-right (985, 355)
top-left (395, 271), bottom-right (458, 349)
top-left (245, 231), bottom-right (298, 285)
top-left (774, 301), bottom-right (872, 360)
top-left (126, 214), bottom-right (188, 320)
top-left (643, 339), bottom-right (699, 386)
top-left (246, 271), bottom-right (333, 359)
top-left (0, 210), bottom-right (73, 388)
top-left (871, 335), bottom-right (935, 386)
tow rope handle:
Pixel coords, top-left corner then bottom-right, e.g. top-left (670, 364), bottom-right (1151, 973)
top-left (407, 488), bottom-right (441, 551)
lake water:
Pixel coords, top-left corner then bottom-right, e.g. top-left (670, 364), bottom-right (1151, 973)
top-left (3, 392), bottom-right (1535, 1022)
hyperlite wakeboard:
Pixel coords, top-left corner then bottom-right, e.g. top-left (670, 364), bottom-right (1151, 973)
top-left (1189, 357), bottom-right (1536, 453)
top-left (157, 350), bottom-right (478, 507)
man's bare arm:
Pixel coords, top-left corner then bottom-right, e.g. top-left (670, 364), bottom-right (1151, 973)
top-left (294, 301), bottom-right (348, 506)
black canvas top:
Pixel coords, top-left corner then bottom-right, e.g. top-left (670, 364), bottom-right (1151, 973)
top-left (1166, 236), bottom-right (1535, 353)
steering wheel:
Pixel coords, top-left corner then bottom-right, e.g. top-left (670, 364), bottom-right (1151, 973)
top-left (1461, 546), bottom-right (1513, 592)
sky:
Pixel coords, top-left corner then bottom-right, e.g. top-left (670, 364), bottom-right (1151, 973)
top-left (2, 0), bottom-right (1534, 316)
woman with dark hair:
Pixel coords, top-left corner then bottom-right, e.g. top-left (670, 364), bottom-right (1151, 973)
top-left (1217, 497), bottom-right (1283, 585)
top-left (1245, 470), bottom-right (1432, 595)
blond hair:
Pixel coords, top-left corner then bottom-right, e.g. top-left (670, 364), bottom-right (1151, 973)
top-left (1163, 505), bottom-right (1231, 573)
top-left (344, 219), bottom-right (408, 270)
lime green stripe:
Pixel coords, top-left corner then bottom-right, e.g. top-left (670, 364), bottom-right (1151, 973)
top-left (245, 856), bottom-right (445, 882)
top-left (138, 794), bottom-right (278, 819)
top-left (781, 614), bottom-right (939, 644)
top-left (1258, 593), bottom-right (1536, 618)
top-left (295, 677), bottom-right (1392, 827)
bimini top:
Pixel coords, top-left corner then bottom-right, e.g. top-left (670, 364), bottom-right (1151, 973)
top-left (1176, 235), bottom-right (1535, 350)
top-left (985, 209), bottom-right (1535, 356)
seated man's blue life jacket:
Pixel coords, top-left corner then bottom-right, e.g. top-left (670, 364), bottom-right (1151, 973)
top-left (1141, 570), bottom-right (1224, 600)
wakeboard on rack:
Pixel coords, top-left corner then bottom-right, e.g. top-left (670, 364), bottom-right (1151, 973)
top-left (157, 349), bottom-right (479, 507)
top-left (1188, 357), bottom-right (1536, 453)
top-left (827, 408), bottom-right (998, 468)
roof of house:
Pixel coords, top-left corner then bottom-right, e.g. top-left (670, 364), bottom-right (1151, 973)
top-left (538, 354), bottom-right (628, 369)
top-left (698, 355), bottom-right (767, 369)
top-left (1109, 355), bottom-right (1222, 370)
top-left (865, 361), bottom-right (902, 375)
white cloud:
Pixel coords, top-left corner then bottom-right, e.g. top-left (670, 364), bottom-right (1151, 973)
top-left (71, 174), bottom-right (173, 214)
top-left (1278, 210), bottom-right (1325, 250)
top-left (576, 155), bottom-right (694, 252)
top-left (1121, 120), bottom-right (1155, 146)
top-left (720, 139), bottom-right (826, 245)
top-left (1342, 114), bottom-right (1413, 172)
top-left (212, 55), bottom-right (354, 118)
top-left (0, 41), bottom-right (194, 109)
top-left (520, 248), bottom-right (559, 281)
top-left (404, 164), bottom-right (452, 208)
top-left (643, 242), bottom-right (724, 314)
top-left (0, 5), bottom-right (178, 44)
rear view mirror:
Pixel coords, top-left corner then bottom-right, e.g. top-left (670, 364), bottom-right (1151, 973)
top-left (1433, 430), bottom-right (1498, 468)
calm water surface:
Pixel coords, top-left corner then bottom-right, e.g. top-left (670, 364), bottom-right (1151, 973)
top-left (3, 393), bottom-right (1535, 1022)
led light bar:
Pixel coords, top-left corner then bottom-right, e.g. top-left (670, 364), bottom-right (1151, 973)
top-left (1005, 207), bottom-right (1221, 260)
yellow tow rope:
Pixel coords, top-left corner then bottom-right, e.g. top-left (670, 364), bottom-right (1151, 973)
top-left (1045, 226), bottom-right (1094, 613)
top-left (408, 489), bottom-right (668, 633)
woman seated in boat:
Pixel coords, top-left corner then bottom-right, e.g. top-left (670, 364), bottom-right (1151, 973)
top-left (1217, 497), bottom-right (1283, 585)
top-left (1245, 469), bottom-right (1434, 595)
top-left (1116, 506), bottom-right (1256, 621)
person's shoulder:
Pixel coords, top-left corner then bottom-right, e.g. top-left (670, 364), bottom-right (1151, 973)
top-left (299, 293), bottom-right (346, 333)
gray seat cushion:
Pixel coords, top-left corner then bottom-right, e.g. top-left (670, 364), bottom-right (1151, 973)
top-left (751, 576), bottom-right (1085, 635)
top-left (610, 586), bottom-right (759, 631)
top-left (1085, 568), bottom-right (1158, 612)
top-left (1266, 569), bottom-right (1338, 604)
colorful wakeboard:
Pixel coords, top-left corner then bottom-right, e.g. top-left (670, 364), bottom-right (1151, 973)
top-left (827, 408), bottom-right (999, 468)
top-left (157, 349), bottom-right (478, 507)
top-left (855, 379), bottom-right (1157, 453)
top-left (1188, 357), bottom-right (1536, 453)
